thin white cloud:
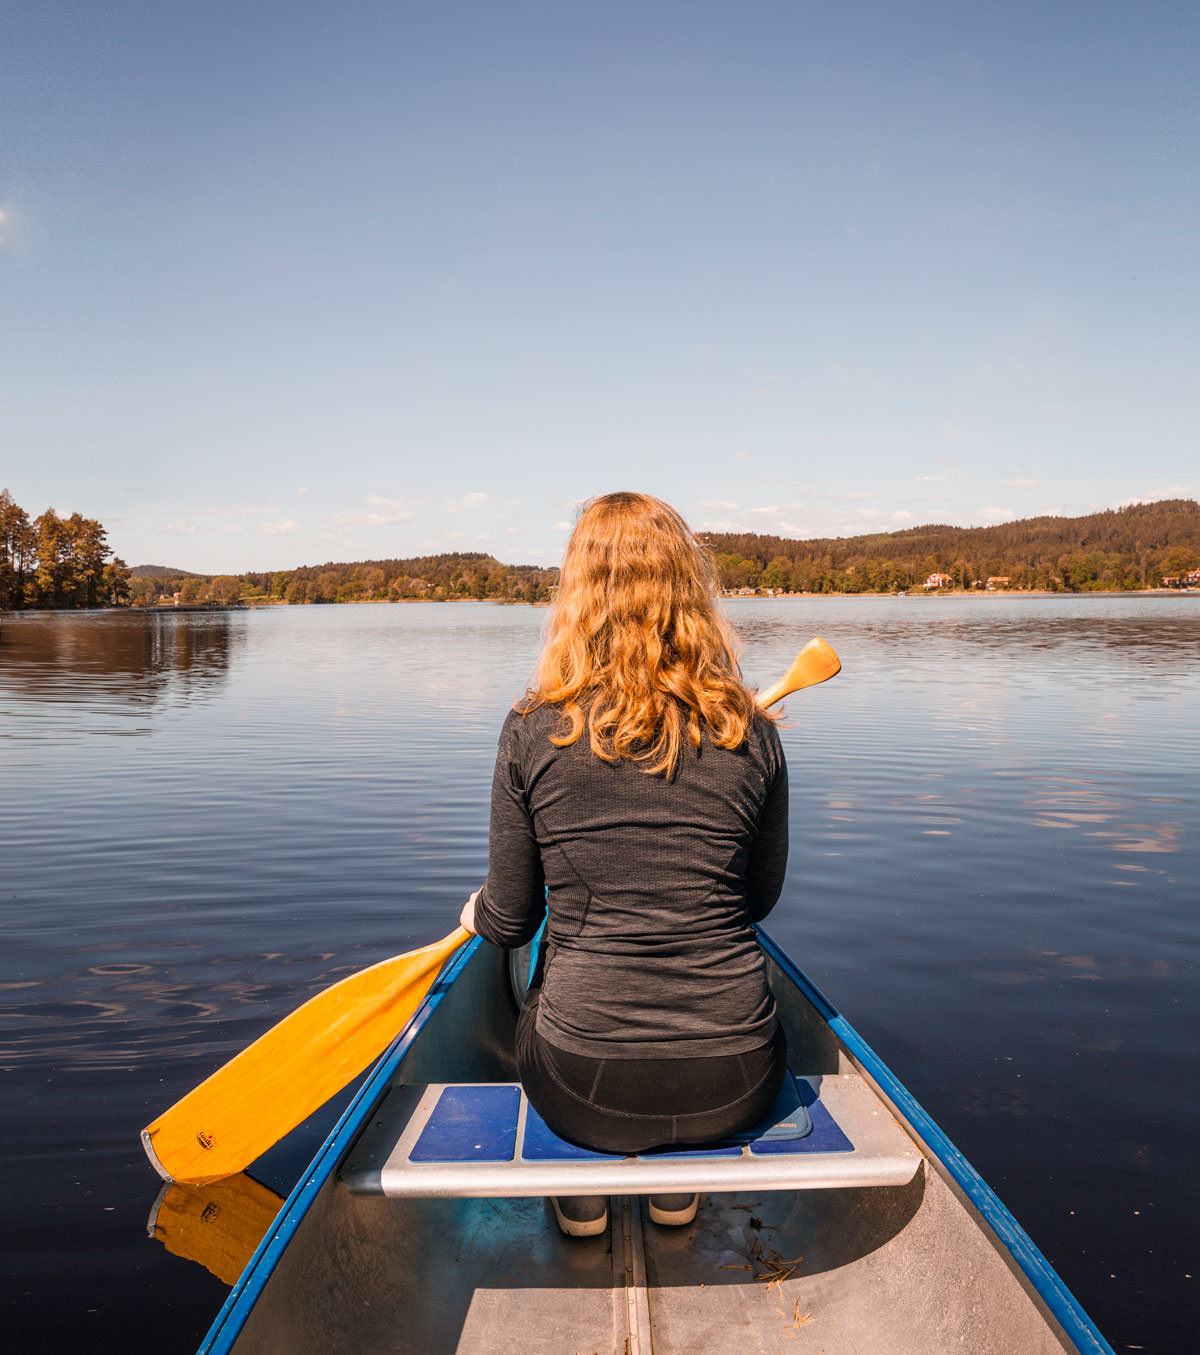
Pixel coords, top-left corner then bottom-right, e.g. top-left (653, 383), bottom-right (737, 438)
top-left (295, 487), bottom-right (310, 496)
top-left (446, 491), bottom-right (489, 514)
top-left (333, 494), bottom-right (419, 527)
top-left (697, 503), bottom-right (807, 537)
top-left (259, 520), bottom-right (300, 536)
top-left (1006, 477), bottom-right (1038, 490)
top-left (156, 521), bottom-right (197, 536)
top-left (698, 493), bottom-right (926, 541)
top-left (204, 502), bottom-right (283, 519)
top-left (552, 520), bottom-right (572, 532)
top-left (700, 500), bottom-right (741, 512)
top-left (978, 506), bottom-right (1015, 522)
top-left (1118, 486), bottom-right (1195, 506)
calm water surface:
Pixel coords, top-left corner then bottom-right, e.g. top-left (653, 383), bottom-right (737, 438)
top-left (2, 598), bottom-right (1196, 1352)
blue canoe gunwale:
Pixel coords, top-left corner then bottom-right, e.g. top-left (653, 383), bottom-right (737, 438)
top-left (757, 930), bottom-right (1112, 1355)
top-left (198, 929), bottom-right (1113, 1355)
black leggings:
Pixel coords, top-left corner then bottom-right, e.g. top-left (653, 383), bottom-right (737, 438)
top-left (516, 987), bottom-right (788, 1156)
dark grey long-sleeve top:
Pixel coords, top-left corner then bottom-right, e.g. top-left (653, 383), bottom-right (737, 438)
top-left (473, 702), bottom-right (788, 1059)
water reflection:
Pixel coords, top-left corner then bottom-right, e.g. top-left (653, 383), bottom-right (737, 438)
top-left (1016, 771), bottom-right (1185, 885)
top-left (1, 599), bottom-right (1196, 1353)
top-left (731, 596), bottom-right (1200, 698)
top-left (0, 949), bottom-right (382, 1072)
top-left (0, 610), bottom-right (238, 734)
top-left (148, 1174), bottom-right (284, 1286)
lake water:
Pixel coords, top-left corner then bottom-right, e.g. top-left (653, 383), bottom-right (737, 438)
top-left (2, 596), bottom-right (1196, 1353)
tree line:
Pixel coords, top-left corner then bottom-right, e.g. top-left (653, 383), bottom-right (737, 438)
top-left (703, 499), bottom-right (1200, 594)
top-left (12, 495), bottom-right (1198, 613)
top-left (0, 489), bottom-right (131, 610)
top-left (127, 553), bottom-right (559, 607)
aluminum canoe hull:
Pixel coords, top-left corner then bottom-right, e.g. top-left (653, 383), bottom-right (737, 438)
top-left (198, 930), bottom-right (1112, 1355)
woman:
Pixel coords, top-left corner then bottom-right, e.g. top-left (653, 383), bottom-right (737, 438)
top-left (459, 492), bottom-right (789, 1237)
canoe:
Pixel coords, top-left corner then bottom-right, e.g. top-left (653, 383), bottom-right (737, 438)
top-left (195, 930), bottom-right (1113, 1354)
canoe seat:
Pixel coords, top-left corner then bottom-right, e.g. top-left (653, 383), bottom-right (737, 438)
top-left (340, 1072), bottom-right (921, 1199)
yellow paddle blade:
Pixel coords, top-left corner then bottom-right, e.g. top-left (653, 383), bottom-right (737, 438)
top-left (756, 637), bottom-right (842, 709)
top-left (141, 926), bottom-right (471, 1184)
top-left (148, 1173), bottom-right (284, 1286)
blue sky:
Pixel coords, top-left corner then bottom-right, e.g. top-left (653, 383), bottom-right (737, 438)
top-left (3, 1), bottom-right (1195, 573)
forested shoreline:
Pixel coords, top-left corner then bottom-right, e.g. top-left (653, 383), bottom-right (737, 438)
top-left (127, 499), bottom-right (1200, 607)
top-left (6, 496), bottom-right (1198, 611)
top-left (126, 553), bottom-right (559, 607)
top-left (704, 498), bottom-right (1200, 594)
top-left (0, 490), bottom-right (131, 610)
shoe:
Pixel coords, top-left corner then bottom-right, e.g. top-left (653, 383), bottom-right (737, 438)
top-left (551, 1195), bottom-right (608, 1238)
top-left (648, 1193), bottom-right (700, 1226)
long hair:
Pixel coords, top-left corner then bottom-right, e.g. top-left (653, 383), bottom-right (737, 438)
top-left (523, 491), bottom-right (767, 777)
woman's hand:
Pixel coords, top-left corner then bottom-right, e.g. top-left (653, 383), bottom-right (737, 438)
top-left (459, 889), bottom-right (481, 936)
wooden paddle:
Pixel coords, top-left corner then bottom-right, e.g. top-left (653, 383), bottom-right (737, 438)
top-left (141, 635), bottom-right (842, 1184)
top-left (756, 636), bottom-right (841, 707)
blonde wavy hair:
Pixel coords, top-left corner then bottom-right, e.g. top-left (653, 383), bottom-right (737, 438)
top-left (522, 491), bottom-right (768, 777)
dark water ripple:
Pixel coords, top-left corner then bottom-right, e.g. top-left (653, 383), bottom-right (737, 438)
top-left (2, 597), bottom-right (1197, 1352)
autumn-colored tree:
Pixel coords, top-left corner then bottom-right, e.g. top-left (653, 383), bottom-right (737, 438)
top-left (102, 558), bottom-right (132, 605)
top-left (0, 499), bottom-right (121, 609)
top-left (762, 556), bottom-right (793, 592)
top-left (0, 489), bottom-right (34, 608)
top-left (1159, 545), bottom-right (1199, 580)
top-left (210, 576), bottom-right (242, 604)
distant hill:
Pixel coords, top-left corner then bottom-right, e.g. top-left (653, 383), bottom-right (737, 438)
top-left (129, 564), bottom-right (205, 580)
top-left (701, 498), bottom-right (1200, 593)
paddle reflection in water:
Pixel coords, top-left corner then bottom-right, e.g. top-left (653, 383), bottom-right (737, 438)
top-left (149, 1175), bottom-right (284, 1288)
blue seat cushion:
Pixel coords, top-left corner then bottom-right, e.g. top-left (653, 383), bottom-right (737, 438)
top-left (408, 1076), bottom-right (852, 1166)
top-left (409, 1084), bottom-right (522, 1163)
